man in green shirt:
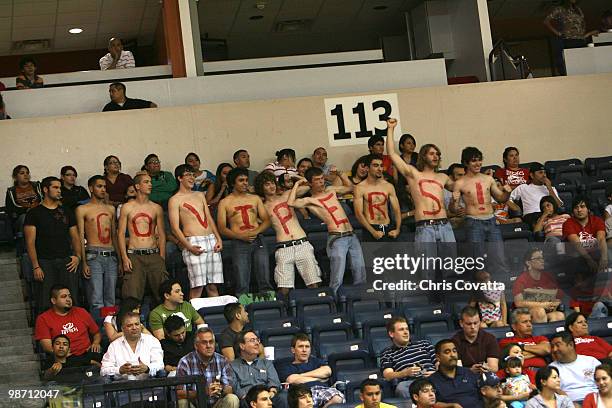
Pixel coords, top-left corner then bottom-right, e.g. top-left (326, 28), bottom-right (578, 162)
top-left (143, 154), bottom-right (177, 208)
top-left (149, 279), bottom-right (205, 340)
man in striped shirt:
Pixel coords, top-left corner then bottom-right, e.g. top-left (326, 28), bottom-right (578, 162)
top-left (380, 317), bottom-right (437, 399)
top-left (99, 37), bottom-right (136, 70)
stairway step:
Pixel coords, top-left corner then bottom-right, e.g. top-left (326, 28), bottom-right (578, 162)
top-left (1, 353), bottom-right (38, 363)
top-left (0, 343), bottom-right (35, 355)
top-left (0, 360), bottom-right (40, 373)
top-left (0, 328), bottom-right (33, 338)
top-left (0, 308), bottom-right (28, 322)
top-left (0, 318), bottom-right (28, 330)
top-left (0, 335), bottom-right (33, 347)
top-left (0, 302), bottom-right (28, 312)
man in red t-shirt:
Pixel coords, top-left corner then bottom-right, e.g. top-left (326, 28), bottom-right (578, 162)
top-left (35, 285), bottom-right (101, 357)
top-left (512, 248), bottom-right (565, 323)
top-left (562, 196), bottom-right (608, 273)
top-left (494, 147), bottom-right (530, 190)
top-left (499, 309), bottom-right (550, 369)
top-left (367, 135), bottom-right (394, 177)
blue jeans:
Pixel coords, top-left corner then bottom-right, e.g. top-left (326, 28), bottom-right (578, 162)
top-left (464, 216), bottom-right (509, 275)
top-left (85, 247), bottom-right (118, 309)
top-left (326, 234), bottom-right (366, 293)
top-left (415, 222), bottom-right (457, 280)
top-left (231, 236), bottom-right (272, 296)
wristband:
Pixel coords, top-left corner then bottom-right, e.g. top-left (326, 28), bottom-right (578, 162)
top-left (34, 266), bottom-right (41, 270)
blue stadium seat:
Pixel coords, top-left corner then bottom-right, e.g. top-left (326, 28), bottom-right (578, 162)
top-left (335, 368), bottom-right (385, 402)
top-left (585, 156), bottom-right (612, 176)
top-left (260, 327), bottom-right (301, 360)
top-left (294, 297), bottom-right (337, 329)
top-left (588, 317), bottom-right (612, 338)
top-left (352, 309), bottom-right (396, 339)
top-left (483, 326), bottom-right (515, 340)
top-left (370, 337), bottom-right (392, 357)
top-left (252, 316), bottom-right (299, 332)
top-left (289, 287), bottom-right (335, 317)
top-left (328, 350), bottom-right (374, 377)
top-left (362, 319), bottom-right (393, 348)
top-left (532, 322), bottom-right (566, 338)
top-left (302, 312), bottom-right (349, 335)
top-left (403, 303), bottom-right (447, 321)
top-left (586, 180), bottom-right (612, 215)
top-left (319, 339), bottom-right (369, 359)
top-left (403, 303), bottom-right (453, 336)
top-left (197, 305), bottom-right (226, 321)
top-left (545, 159), bottom-right (582, 180)
top-left (312, 321), bottom-right (353, 354)
top-left (246, 301), bottom-right (286, 322)
top-left (337, 284), bottom-right (386, 315)
top-left (425, 331), bottom-right (457, 347)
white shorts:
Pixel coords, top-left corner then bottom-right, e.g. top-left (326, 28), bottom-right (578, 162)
top-left (182, 235), bottom-right (223, 287)
top-left (274, 240), bottom-right (322, 288)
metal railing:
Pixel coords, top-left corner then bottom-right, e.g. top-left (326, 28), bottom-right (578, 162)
top-left (488, 39), bottom-right (532, 81)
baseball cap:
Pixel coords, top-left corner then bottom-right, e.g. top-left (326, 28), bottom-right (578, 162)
top-left (478, 373), bottom-right (501, 388)
top-left (529, 162), bottom-right (545, 173)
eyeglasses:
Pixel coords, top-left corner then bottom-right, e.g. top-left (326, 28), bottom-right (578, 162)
top-left (245, 337), bottom-right (260, 344)
top-left (148, 160), bottom-right (161, 165)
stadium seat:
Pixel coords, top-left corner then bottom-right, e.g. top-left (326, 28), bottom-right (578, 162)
top-left (335, 368), bottom-right (385, 402)
top-left (312, 321), bottom-right (353, 354)
top-left (403, 304), bottom-right (454, 336)
top-left (352, 309), bottom-right (396, 339)
top-left (362, 319), bottom-right (393, 348)
top-left (588, 317), bottom-right (612, 338)
top-left (294, 297), bottom-right (337, 329)
top-left (289, 287), bottom-right (335, 316)
top-left (260, 327), bottom-right (301, 360)
top-left (397, 294), bottom-right (430, 309)
top-left (0, 208), bottom-right (13, 244)
top-left (319, 339), bottom-right (369, 358)
top-left (337, 284), bottom-right (386, 317)
top-left (585, 156), bottom-right (612, 176)
top-left (545, 159), bottom-right (582, 180)
top-left (586, 180), bottom-right (612, 215)
top-left (302, 312), bottom-right (349, 335)
top-left (370, 337), bottom-right (392, 358)
top-left (532, 322), bottom-right (566, 338)
top-left (483, 326), bottom-right (515, 340)
top-left (425, 331), bottom-right (457, 346)
top-left (252, 316), bottom-right (299, 332)
top-left (246, 301), bottom-right (286, 323)
top-left (328, 350), bottom-right (374, 376)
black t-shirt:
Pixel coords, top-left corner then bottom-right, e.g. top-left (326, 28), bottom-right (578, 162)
top-left (43, 353), bottom-right (99, 383)
top-left (218, 326), bottom-right (240, 351)
top-left (60, 185), bottom-right (90, 213)
top-left (161, 333), bottom-right (194, 367)
top-left (24, 204), bottom-right (76, 259)
top-left (103, 97), bottom-right (152, 112)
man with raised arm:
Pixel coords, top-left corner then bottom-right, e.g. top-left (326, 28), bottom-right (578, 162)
top-left (169, 164), bottom-right (223, 299)
top-left (255, 172), bottom-right (323, 296)
top-left (452, 147), bottom-right (512, 276)
top-left (354, 153), bottom-right (401, 242)
top-left (294, 167), bottom-right (365, 293)
top-left (386, 118), bottom-right (456, 283)
top-left (117, 173), bottom-right (168, 304)
top-left (76, 175), bottom-right (119, 310)
top-left (217, 167), bottom-right (274, 299)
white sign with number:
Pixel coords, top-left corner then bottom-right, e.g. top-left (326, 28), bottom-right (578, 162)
top-left (324, 93), bottom-right (402, 147)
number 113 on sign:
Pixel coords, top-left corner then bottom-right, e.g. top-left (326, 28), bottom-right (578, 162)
top-left (324, 93), bottom-right (403, 147)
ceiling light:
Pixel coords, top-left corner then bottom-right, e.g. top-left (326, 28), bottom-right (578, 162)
top-left (68, 28), bottom-right (83, 34)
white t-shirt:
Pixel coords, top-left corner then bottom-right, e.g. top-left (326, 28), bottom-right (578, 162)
top-left (510, 184), bottom-right (561, 215)
top-left (605, 204), bottom-right (612, 217)
top-left (550, 355), bottom-right (600, 402)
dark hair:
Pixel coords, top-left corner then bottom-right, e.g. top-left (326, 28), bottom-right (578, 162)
top-left (120, 311), bottom-right (141, 326)
top-left (275, 148), bottom-right (296, 163)
top-left (534, 366), bottom-right (559, 391)
top-left (223, 303), bottom-right (243, 323)
top-left (461, 146), bottom-right (483, 165)
top-left (214, 163), bottom-right (234, 192)
top-left (144, 153), bottom-right (159, 167)
top-left (539, 195), bottom-right (560, 214)
top-left (11, 165), bottom-right (29, 185)
top-left (399, 133), bottom-right (416, 153)
top-left (185, 152), bottom-right (200, 164)
top-left (367, 135), bottom-right (384, 149)
top-left (304, 167), bottom-right (323, 182)
top-left (297, 158), bottom-right (313, 170)
top-left (409, 378), bottom-right (434, 404)
top-left (523, 247), bottom-right (543, 266)
top-left (227, 167), bottom-right (248, 187)
top-left (447, 163), bottom-right (465, 177)
top-left (571, 195), bottom-right (590, 211)
top-left (52, 334), bottom-right (71, 346)
top-left (164, 314), bottom-right (186, 334)
top-left (0, 93), bottom-right (4, 110)
top-left (291, 333), bottom-right (310, 348)
top-left (288, 384), bottom-right (311, 408)
top-left (505, 357), bottom-right (523, 369)
top-left (595, 364), bottom-right (612, 380)
top-left (233, 149), bottom-right (247, 163)
top-left (246, 385), bottom-right (269, 406)
top-left (434, 339), bottom-right (455, 355)
top-left (174, 164), bottom-right (195, 180)
top-left (565, 311), bottom-right (587, 335)
top-left (41, 176), bottom-right (61, 193)
top-left (19, 56), bottom-right (37, 71)
top-left (499, 343), bottom-right (521, 369)
top-left (417, 144), bottom-right (441, 172)
top-left (254, 171), bottom-right (276, 198)
top-left (88, 175), bottom-right (105, 187)
top-left (550, 331), bottom-right (575, 347)
top-left (235, 330), bottom-right (257, 355)
top-left (109, 82), bottom-right (126, 93)
top-left (351, 155), bottom-right (370, 181)
top-left (50, 284), bottom-right (70, 300)
top-left (502, 147), bottom-right (519, 165)
top-left (103, 155), bottom-right (121, 176)
top-left (60, 165), bottom-right (77, 177)
top-left (364, 153), bottom-right (384, 167)
top-left (386, 316), bottom-right (407, 333)
top-left (460, 305), bottom-right (480, 320)
top-left (360, 378), bottom-right (381, 393)
top-left (116, 297), bottom-right (141, 333)
top-left (159, 279), bottom-right (181, 302)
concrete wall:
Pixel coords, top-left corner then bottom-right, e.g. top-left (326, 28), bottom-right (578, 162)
top-left (1, 73), bottom-right (611, 196)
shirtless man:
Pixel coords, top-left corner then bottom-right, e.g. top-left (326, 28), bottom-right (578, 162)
top-left (255, 172), bottom-right (323, 296)
top-left (295, 167), bottom-right (365, 293)
top-left (76, 175), bottom-right (119, 309)
top-left (217, 167), bottom-right (273, 298)
top-left (354, 153), bottom-right (402, 242)
top-left (168, 164), bottom-right (223, 299)
top-left (117, 173), bottom-right (168, 303)
top-left (453, 147), bottom-right (512, 276)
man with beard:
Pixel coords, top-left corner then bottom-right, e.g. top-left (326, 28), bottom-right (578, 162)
top-left (25, 176), bottom-right (81, 313)
top-left (218, 168), bottom-right (274, 299)
top-left (296, 167), bottom-right (364, 293)
top-left (453, 147), bottom-right (512, 277)
top-left (429, 339), bottom-right (483, 408)
top-left (169, 164), bottom-right (223, 299)
top-left (117, 172), bottom-right (168, 304)
top-left (255, 172), bottom-right (323, 296)
top-left (76, 175), bottom-right (119, 310)
top-left (479, 374), bottom-right (507, 408)
top-left (35, 285), bottom-right (102, 358)
top-left (354, 153), bottom-right (401, 242)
